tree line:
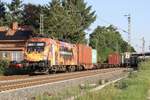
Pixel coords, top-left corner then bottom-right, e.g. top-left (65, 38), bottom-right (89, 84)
top-left (0, 0), bottom-right (135, 62)
top-left (0, 0), bottom-right (96, 44)
top-left (90, 25), bottom-right (135, 62)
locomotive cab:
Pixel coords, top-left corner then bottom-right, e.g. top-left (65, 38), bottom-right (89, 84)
top-left (26, 42), bottom-right (46, 61)
top-left (24, 38), bottom-right (52, 73)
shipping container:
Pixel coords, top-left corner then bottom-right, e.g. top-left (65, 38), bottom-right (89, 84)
top-left (108, 53), bottom-right (121, 65)
top-left (92, 49), bottom-right (97, 64)
top-left (77, 44), bottom-right (92, 69)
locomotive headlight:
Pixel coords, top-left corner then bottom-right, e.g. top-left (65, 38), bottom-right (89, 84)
top-left (44, 56), bottom-right (47, 60)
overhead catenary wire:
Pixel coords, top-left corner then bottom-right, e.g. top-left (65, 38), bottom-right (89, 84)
top-left (97, 17), bottom-right (128, 33)
top-left (98, 16), bottom-right (148, 52)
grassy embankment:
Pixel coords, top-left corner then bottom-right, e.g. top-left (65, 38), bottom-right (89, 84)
top-left (36, 61), bottom-right (150, 100)
top-left (77, 60), bottom-right (150, 100)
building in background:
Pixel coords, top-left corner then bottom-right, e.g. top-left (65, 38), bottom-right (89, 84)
top-left (0, 22), bottom-right (33, 62)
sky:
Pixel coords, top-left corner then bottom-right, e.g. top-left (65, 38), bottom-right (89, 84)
top-left (4, 0), bottom-right (150, 52)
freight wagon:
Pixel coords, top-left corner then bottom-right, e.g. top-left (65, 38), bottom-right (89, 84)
top-left (10, 37), bottom-right (138, 74)
top-left (95, 52), bottom-right (138, 69)
top-left (108, 53), bottom-right (121, 67)
top-left (77, 44), bottom-right (93, 69)
top-left (92, 49), bottom-right (97, 64)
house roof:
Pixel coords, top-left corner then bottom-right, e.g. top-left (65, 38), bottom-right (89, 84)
top-left (0, 30), bottom-right (32, 40)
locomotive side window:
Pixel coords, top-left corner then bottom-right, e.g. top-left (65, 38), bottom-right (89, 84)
top-left (59, 46), bottom-right (73, 58)
top-left (27, 42), bottom-right (45, 53)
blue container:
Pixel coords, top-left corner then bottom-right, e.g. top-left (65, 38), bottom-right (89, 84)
top-left (92, 49), bottom-right (97, 64)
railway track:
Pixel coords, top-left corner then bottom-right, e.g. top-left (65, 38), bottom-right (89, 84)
top-left (0, 68), bottom-right (127, 92)
top-left (0, 75), bottom-right (30, 81)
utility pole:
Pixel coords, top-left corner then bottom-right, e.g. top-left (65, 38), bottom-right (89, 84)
top-left (149, 42), bottom-right (150, 51)
top-left (40, 14), bottom-right (44, 34)
top-left (124, 14), bottom-right (131, 52)
top-left (86, 34), bottom-right (90, 46)
top-left (142, 37), bottom-right (145, 59)
top-left (116, 41), bottom-right (119, 53)
top-left (86, 28), bottom-right (92, 46)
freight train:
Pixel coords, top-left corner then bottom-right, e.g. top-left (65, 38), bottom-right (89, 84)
top-left (10, 37), bottom-right (138, 74)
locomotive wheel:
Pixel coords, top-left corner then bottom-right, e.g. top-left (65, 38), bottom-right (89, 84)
top-left (50, 66), bottom-right (57, 74)
top-left (79, 66), bottom-right (84, 71)
top-left (45, 67), bottom-right (50, 74)
top-left (67, 66), bottom-right (76, 72)
top-left (76, 65), bottom-right (84, 71)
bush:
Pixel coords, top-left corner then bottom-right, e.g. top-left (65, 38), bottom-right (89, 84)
top-left (5, 67), bottom-right (28, 75)
top-left (0, 60), bottom-right (9, 75)
top-left (114, 80), bottom-right (128, 90)
top-left (0, 60), bottom-right (29, 75)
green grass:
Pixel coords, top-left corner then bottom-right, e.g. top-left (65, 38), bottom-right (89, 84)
top-left (36, 61), bottom-right (150, 100)
top-left (35, 86), bottom-right (82, 100)
top-left (76, 60), bottom-right (150, 100)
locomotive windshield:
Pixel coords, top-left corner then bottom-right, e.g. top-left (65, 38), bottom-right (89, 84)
top-left (27, 42), bottom-right (45, 53)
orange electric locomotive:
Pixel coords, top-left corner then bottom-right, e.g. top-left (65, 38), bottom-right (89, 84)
top-left (23, 37), bottom-right (93, 74)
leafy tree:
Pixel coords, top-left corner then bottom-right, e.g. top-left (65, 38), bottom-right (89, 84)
top-left (62, 0), bottom-right (96, 32)
top-left (90, 25), bottom-right (135, 62)
top-left (0, 0), bottom-right (96, 44)
top-left (0, 0), bottom-right (6, 25)
top-left (44, 0), bottom-right (96, 43)
top-left (62, 0), bottom-right (96, 43)
top-left (44, 0), bottom-right (68, 39)
top-left (7, 0), bottom-right (23, 23)
top-left (23, 3), bottom-right (45, 33)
